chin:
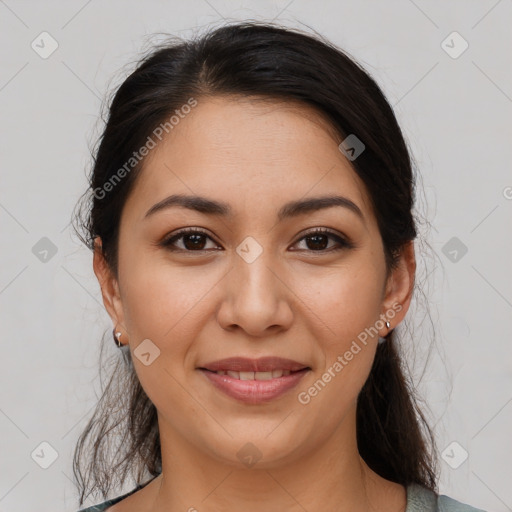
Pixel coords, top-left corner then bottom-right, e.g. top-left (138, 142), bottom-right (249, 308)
top-left (195, 425), bottom-right (311, 470)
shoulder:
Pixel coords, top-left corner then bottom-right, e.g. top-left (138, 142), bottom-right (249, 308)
top-left (76, 496), bottom-right (121, 512)
top-left (406, 483), bottom-right (488, 512)
top-left (76, 484), bottom-right (146, 512)
top-left (76, 501), bottom-right (114, 512)
top-left (437, 494), bottom-right (487, 512)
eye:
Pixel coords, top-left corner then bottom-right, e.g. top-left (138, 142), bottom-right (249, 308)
top-left (160, 228), bottom-right (220, 252)
top-left (292, 228), bottom-right (354, 252)
top-left (160, 227), bottom-right (354, 253)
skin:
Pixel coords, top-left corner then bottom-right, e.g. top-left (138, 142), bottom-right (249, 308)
top-left (93, 95), bottom-right (416, 512)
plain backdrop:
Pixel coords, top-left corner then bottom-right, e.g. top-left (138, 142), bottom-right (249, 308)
top-left (0, 1), bottom-right (511, 511)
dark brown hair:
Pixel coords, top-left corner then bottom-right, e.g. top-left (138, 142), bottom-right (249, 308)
top-left (72, 20), bottom-right (439, 507)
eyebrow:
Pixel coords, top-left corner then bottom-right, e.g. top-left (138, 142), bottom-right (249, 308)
top-left (144, 193), bottom-right (365, 223)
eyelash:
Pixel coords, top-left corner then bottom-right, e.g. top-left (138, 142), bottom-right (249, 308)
top-left (160, 228), bottom-right (354, 253)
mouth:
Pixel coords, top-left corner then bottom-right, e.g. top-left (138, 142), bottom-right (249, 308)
top-left (201, 368), bottom-right (298, 380)
top-left (197, 357), bottom-right (311, 404)
top-left (198, 356), bottom-right (310, 373)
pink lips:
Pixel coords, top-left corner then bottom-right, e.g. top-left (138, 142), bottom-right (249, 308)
top-left (198, 356), bottom-right (310, 404)
top-left (200, 356), bottom-right (308, 373)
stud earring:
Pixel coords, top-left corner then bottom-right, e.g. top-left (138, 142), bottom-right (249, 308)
top-left (113, 328), bottom-right (122, 348)
top-left (378, 320), bottom-right (391, 344)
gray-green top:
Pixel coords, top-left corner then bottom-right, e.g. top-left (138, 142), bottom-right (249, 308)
top-left (77, 482), bottom-right (487, 511)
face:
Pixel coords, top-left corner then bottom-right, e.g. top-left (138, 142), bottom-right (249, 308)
top-left (94, 95), bottom-right (414, 469)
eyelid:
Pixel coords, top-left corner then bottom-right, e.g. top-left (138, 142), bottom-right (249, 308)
top-left (160, 227), bottom-right (354, 252)
top-left (160, 227), bottom-right (219, 249)
top-left (292, 227), bottom-right (354, 251)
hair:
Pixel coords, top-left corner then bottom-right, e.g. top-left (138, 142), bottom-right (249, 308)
top-left (72, 20), bottom-right (439, 507)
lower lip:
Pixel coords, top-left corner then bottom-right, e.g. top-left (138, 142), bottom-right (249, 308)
top-left (199, 369), bottom-right (310, 404)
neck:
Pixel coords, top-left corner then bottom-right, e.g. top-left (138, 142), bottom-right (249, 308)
top-left (147, 404), bottom-right (406, 512)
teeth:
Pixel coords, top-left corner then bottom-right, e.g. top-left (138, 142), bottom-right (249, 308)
top-left (255, 371), bottom-right (273, 380)
top-left (216, 369), bottom-right (294, 380)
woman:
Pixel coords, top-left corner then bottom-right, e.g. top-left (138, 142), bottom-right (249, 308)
top-left (72, 21), bottom-right (486, 512)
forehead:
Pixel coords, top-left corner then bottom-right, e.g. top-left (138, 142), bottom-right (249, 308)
top-left (124, 95), bottom-right (373, 223)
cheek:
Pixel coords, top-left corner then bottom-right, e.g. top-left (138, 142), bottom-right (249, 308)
top-left (292, 260), bottom-right (382, 399)
top-left (293, 259), bottom-right (383, 345)
top-left (117, 254), bottom-right (222, 414)
top-left (118, 250), bottom-right (224, 350)
top-left (116, 259), bottom-right (247, 455)
top-left (293, 268), bottom-right (381, 424)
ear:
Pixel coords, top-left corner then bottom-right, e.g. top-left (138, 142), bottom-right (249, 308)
top-left (381, 240), bottom-right (416, 327)
top-left (93, 236), bottom-right (126, 331)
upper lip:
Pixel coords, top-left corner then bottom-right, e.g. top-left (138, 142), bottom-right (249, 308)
top-left (199, 357), bottom-right (310, 372)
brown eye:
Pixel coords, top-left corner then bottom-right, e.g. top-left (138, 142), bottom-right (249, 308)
top-left (160, 228), bottom-right (354, 254)
top-left (161, 229), bottom-right (219, 252)
top-left (292, 228), bottom-right (354, 252)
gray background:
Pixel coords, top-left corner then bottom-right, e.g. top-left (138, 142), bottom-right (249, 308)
top-left (0, 1), bottom-right (511, 511)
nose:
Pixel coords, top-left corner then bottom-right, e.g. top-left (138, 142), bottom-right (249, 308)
top-left (216, 246), bottom-right (294, 337)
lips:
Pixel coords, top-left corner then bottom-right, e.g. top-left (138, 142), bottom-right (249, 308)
top-left (212, 369), bottom-right (292, 380)
top-left (197, 356), bottom-right (311, 404)
top-left (199, 356), bottom-right (309, 373)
